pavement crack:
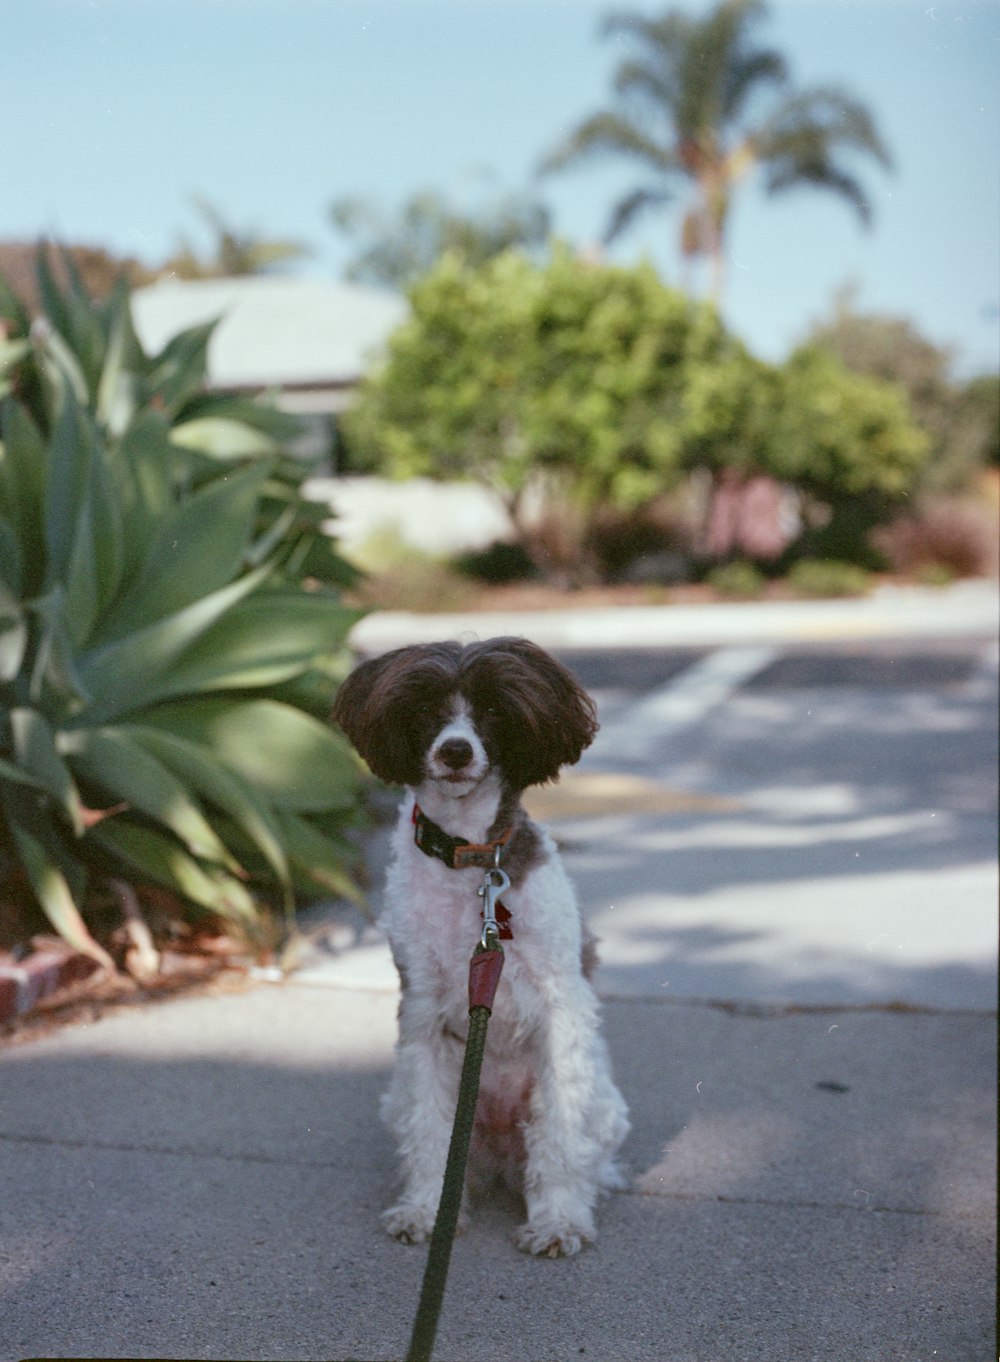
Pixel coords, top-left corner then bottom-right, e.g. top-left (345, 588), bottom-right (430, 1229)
top-left (600, 994), bottom-right (996, 1019)
top-left (627, 1186), bottom-right (986, 1220)
top-left (0, 1128), bottom-right (337, 1169)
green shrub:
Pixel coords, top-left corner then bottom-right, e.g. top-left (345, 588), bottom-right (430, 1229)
top-left (0, 250), bottom-right (366, 966)
top-left (704, 561), bottom-right (766, 599)
top-left (453, 540), bottom-right (538, 584)
top-left (786, 559), bottom-right (872, 598)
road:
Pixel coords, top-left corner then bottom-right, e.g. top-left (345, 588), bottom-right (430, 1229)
top-left (544, 635), bottom-right (998, 1010)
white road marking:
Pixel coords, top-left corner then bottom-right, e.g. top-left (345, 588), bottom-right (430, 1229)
top-left (594, 645), bottom-right (778, 761)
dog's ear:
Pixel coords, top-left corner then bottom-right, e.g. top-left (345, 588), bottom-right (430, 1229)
top-left (331, 651), bottom-right (418, 785)
top-left (465, 638), bottom-right (598, 788)
top-left (332, 644), bottom-right (459, 786)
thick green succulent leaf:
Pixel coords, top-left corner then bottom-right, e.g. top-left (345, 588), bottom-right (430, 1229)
top-left (154, 590), bottom-right (360, 696)
top-left (92, 458), bottom-right (271, 644)
top-left (0, 519), bottom-right (21, 594)
top-left (245, 502), bottom-right (299, 568)
top-left (6, 809), bottom-right (113, 968)
top-left (95, 278), bottom-right (143, 436)
top-left (34, 246), bottom-right (75, 354)
top-left (40, 391), bottom-right (125, 646)
top-left (89, 818), bottom-right (258, 923)
top-left (113, 408), bottom-right (182, 573)
top-left (35, 315), bottom-right (93, 418)
top-left (42, 387), bottom-right (89, 585)
top-left (294, 532), bottom-right (365, 589)
top-left (180, 392), bottom-right (305, 444)
top-left (53, 246), bottom-right (107, 395)
top-left (75, 561), bottom-right (271, 722)
top-left (0, 398), bottom-right (47, 593)
top-left (0, 271), bottom-right (30, 334)
top-left (11, 707), bottom-right (84, 834)
top-left (276, 808), bottom-right (365, 905)
top-left (0, 338), bottom-right (30, 389)
top-left (171, 417), bottom-right (278, 460)
top-left (62, 727), bottom-right (237, 867)
top-left (138, 697), bottom-right (360, 812)
top-left (27, 587), bottom-right (91, 714)
top-left (118, 724), bottom-right (291, 894)
top-left (146, 320), bottom-right (217, 416)
top-left (0, 757), bottom-right (44, 788)
top-left (0, 578), bottom-right (27, 678)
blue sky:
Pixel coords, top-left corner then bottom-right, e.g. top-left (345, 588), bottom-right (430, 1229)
top-left (5, 0), bottom-right (999, 376)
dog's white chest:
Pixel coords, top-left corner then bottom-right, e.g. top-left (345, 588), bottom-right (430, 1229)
top-left (383, 835), bottom-right (547, 1035)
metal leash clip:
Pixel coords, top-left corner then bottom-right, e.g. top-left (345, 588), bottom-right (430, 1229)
top-left (478, 847), bottom-right (510, 948)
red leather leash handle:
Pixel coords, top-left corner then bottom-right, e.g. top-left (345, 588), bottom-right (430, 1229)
top-left (467, 945), bottom-right (504, 1012)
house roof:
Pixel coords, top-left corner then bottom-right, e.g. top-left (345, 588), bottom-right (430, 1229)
top-left (131, 275), bottom-right (407, 392)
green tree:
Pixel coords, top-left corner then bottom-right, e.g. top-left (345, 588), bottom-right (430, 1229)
top-left (806, 288), bottom-right (1000, 490)
top-left (766, 345), bottom-right (931, 563)
top-left (541, 0), bottom-right (891, 300)
top-left (329, 183), bottom-right (551, 291)
top-left (345, 246), bottom-right (754, 574)
top-left (957, 374), bottom-right (999, 471)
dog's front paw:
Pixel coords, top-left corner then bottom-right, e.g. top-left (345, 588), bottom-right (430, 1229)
top-left (515, 1219), bottom-right (593, 1258)
top-left (381, 1202), bottom-right (437, 1245)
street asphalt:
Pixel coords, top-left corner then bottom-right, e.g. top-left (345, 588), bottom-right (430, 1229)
top-left (1, 580), bottom-right (996, 1362)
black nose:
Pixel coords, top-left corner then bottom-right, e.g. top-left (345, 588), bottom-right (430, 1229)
top-left (437, 738), bottom-right (474, 770)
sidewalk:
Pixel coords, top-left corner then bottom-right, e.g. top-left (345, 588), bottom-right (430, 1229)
top-left (348, 577), bottom-right (1000, 653)
top-left (0, 968), bottom-right (993, 1362)
top-left (0, 585), bottom-right (996, 1362)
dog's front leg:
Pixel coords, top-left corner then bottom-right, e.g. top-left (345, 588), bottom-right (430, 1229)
top-left (517, 987), bottom-right (627, 1257)
top-left (380, 1016), bottom-right (464, 1245)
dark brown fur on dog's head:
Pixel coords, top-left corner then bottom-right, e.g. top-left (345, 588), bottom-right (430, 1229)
top-left (332, 637), bottom-right (598, 789)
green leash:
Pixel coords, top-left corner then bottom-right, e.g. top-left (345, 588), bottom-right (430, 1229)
top-left (405, 864), bottom-right (509, 1362)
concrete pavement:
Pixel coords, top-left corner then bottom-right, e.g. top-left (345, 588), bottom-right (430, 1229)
top-left (348, 577), bottom-right (1000, 653)
top-left (1, 582), bottom-right (996, 1362)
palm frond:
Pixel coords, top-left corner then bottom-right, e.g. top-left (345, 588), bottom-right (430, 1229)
top-left (539, 110), bottom-right (679, 177)
top-left (766, 160), bottom-right (875, 225)
top-left (603, 186), bottom-right (675, 244)
top-left (612, 56), bottom-right (679, 114)
top-left (754, 84), bottom-right (892, 225)
top-left (756, 85), bottom-right (893, 170)
top-left (603, 8), bottom-right (699, 62)
top-left (724, 48), bottom-right (788, 122)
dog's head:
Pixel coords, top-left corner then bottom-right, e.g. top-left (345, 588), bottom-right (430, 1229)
top-left (332, 637), bottom-right (598, 792)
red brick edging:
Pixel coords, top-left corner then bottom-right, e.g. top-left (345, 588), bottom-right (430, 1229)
top-left (0, 948), bottom-right (103, 1023)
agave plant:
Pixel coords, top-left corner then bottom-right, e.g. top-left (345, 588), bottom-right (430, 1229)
top-left (0, 245), bottom-right (357, 595)
top-left (0, 250), bottom-right (366, 966)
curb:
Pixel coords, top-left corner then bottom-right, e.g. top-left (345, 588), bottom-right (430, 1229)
top-left (347, 579), bottom-right (1000, 654)
top-left (0, 946), bottom-right (103, 1024)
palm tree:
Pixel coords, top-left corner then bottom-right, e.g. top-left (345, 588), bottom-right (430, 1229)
top-left (541, 0), bottom-right (891, 301)
top-left (162, 197), bottom-right (311, 279)
top-left (330, 182), bottom-right (551, 291)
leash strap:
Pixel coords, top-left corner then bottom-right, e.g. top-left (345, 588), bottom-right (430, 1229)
top-left (405, 936), bottom-right (505, 1362)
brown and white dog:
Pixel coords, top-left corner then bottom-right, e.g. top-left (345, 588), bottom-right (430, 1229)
top-left (333, 637), bottom-right (629, 1256)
